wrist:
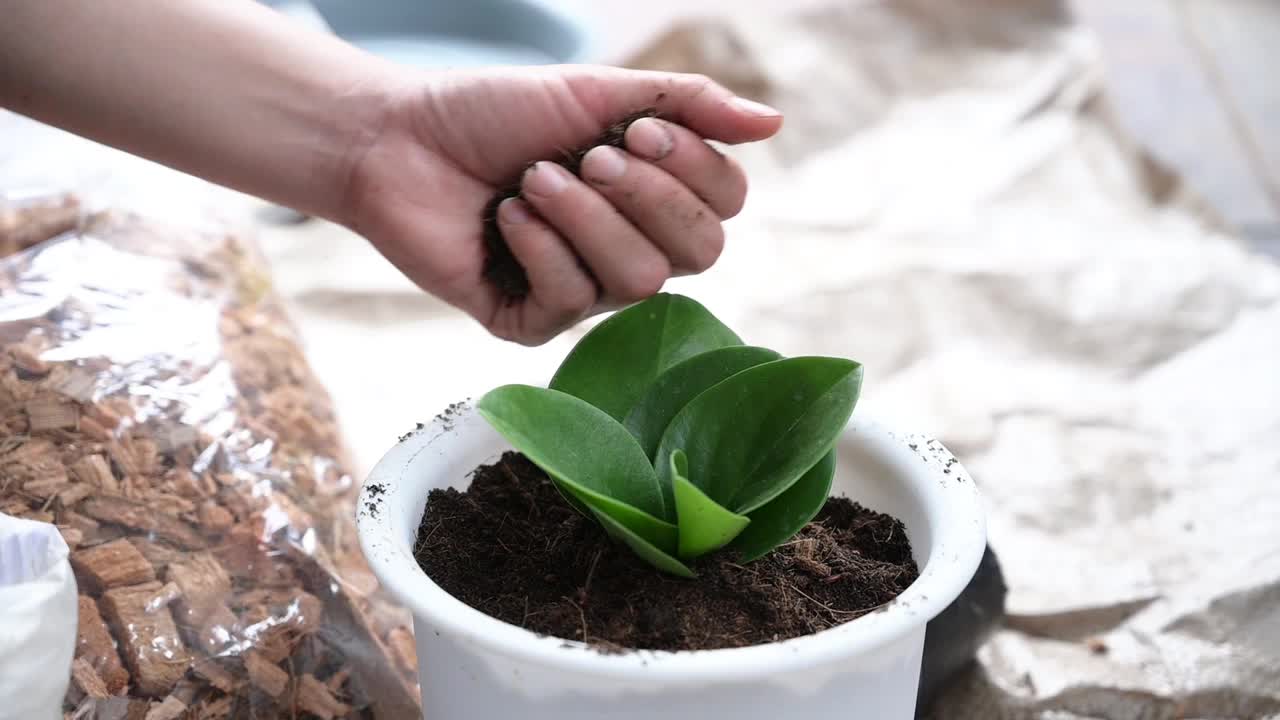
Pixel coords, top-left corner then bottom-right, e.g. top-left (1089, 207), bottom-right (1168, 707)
top-left (314, 65), bottom-right (401, 225)
top-left (330, 71), bottom-right (448, 234)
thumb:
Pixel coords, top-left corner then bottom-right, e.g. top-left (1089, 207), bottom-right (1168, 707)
top-left (580, 68), bottom-right (783, 145)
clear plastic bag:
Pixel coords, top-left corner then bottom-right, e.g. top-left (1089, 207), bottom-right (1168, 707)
top-left (0, 194), bottom-right (419, 719)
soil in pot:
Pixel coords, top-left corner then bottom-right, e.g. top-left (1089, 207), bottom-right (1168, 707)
top-left (413, 452), bottom-right (920, 652)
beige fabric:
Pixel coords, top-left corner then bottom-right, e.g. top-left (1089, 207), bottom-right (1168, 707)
top-left (3, 1), bottom-right (1277, 715)
top-left (624, 2), bottom-right (1280, 717)
top-left (259, 3), bottom-right (1280, 712)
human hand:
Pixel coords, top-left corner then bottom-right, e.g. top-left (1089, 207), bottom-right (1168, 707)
top-left (341, 65), bottom-right (782, 345)
top-left (2, 2), bottom-right (779, 346)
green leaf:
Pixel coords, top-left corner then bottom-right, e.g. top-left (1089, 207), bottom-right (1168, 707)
top-left (731, 451), bottom-right (835, 562)
top-left (549, 294), bottom-right (742, 421)
top-left (671, 450), bottom-right (750, 559)
top-left (589, 504), bottom-right (695, 579)
top-left (624, 346), bottom-right (782, 459)
top-left (556, 482), bottom-right (679, 553)
top-left (656, 357), bottom-right (862, 514)
top-left (478, 386), bottom-right (677, 549)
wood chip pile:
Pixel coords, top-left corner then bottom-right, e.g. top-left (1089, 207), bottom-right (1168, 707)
top-left (0, 196), bottom-right (420, 719)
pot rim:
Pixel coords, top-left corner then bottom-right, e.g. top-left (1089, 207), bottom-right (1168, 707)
top-left (356, 401), bottom-right (986, 684)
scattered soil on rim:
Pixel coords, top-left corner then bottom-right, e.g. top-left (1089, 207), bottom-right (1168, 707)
top-left (414, 452), bottom-right (919, 652)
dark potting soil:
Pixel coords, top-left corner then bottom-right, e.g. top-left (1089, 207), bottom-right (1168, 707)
top-left (414, 452), bottom-right (920, 652)
top-left (481, 108), bottom-right (659, 300)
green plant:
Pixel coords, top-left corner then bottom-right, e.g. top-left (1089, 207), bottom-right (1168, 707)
top-left (477, 294), bottom-right (862, 577)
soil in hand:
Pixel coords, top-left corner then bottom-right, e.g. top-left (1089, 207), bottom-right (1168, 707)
top-left (414, 452), bottom-right (920, 652)
top-left (482, 109), bottom-right (658, 300)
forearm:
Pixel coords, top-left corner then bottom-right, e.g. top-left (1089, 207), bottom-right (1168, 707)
top-left (0, 0), bottom-right (396, 220)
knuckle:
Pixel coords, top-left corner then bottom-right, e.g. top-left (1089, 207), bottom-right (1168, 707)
top-left (548, 282), bottom-right (597, 317)
top-left (516, 331), bottom-right (552, 348)
top-left (617, 256), bottom-right (671, 301)
top-left (487, 322), bottom-right (522, 344)
top-left (720, 195), bottom-right (746, 220)
top-left (685, 73), bottom-right (717, 97)
top-left (686, 226), bottom-right (725, 273)
top-left (721, 185), bottom-right (747, 219)
top-left (493, 320), bottom-right (550, 348)
top-left (716, 162), bottom-right (749, 219)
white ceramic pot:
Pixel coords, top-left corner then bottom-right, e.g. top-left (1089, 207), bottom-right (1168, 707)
top-left (357, 401), bottom-right (986, 720)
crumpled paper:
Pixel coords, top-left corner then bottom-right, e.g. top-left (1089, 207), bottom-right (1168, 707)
top-left (258, 0), bottom-right (1279, 716)
top-left (621, 1), bottom-right (1280, 717)
top-left (3, 0), bottom-right (1277, 715)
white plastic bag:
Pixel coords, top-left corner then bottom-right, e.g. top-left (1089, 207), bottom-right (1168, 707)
top-left (0, 512), bottom-right (77, 720)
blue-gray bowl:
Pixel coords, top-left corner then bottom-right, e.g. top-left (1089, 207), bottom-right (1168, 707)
top-left (266, 0), bottom-right (593, 67)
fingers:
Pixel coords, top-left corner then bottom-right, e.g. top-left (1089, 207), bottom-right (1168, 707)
top-left (623, 117), bottom-right (749, 219)
top-left (578, 67), bottom-right (783, 146)
top-left (500, 114), bottom-right (748, 336)
top-left (492, 197), bottom-right (598, 345)
top-left (579, 145), bottom-right (724, 276)
top-left (520, 160), bottom-right (671, 303)
top-left (482, 67), bottom-right (779, 345)
top-left (488, 132), bottom-right (735, 344)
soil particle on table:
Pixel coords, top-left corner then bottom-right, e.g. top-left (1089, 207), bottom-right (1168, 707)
top-left (414, 452), bottom-right (919, 652)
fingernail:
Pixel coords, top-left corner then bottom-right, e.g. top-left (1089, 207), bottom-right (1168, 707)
top-left (499, 197), bottom-right (530, 224)
top-left (730, 96), bottom-right (781, 117)
top-left (581, 146), bottom-right (627, 183)
top-left (625, 118), bottom-right (673, 160)
top-left (524, 161), bottom-right (568, 197)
